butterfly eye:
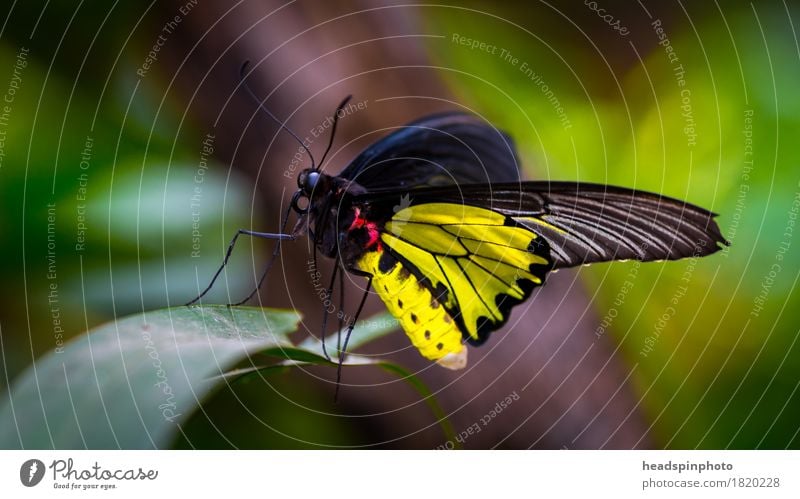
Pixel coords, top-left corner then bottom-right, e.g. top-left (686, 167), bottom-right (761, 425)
top-left (306, 171), bottom-right (320, 192)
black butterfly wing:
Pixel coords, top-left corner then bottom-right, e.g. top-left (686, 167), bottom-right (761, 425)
top-left (337, 112), bottom-right (522, 188)
top-left (354, 181), bottom-right (729, 268)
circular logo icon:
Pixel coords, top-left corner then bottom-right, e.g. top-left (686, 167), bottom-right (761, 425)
top-left (20, 459), bottom-right (45, 487)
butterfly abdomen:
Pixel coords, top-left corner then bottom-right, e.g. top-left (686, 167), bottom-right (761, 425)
top-left (357, 250), bottom-right (468, 369)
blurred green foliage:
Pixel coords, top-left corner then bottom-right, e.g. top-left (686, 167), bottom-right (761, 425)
top-left (0, 4), bottom-right (254, 365)
top-left (0, 3), bottom-right (304, 443)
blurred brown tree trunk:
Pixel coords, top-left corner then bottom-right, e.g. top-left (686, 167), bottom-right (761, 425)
top-left (158, 0), bottom-right (651, 448)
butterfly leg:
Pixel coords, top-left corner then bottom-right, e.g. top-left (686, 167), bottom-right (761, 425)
top-left (228, 228), bottom-right (298, 306)
top-left (334, 270), bottom-right (372, 401)
top-left (318, 262), bottom-right (339, 361)
top-left (186, 229), bottom-right (294, 306)
top-left (337, 265), bottom-right (345, 354)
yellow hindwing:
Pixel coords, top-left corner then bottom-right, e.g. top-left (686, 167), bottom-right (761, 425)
top-left (382, 203), bottom-right (551, 344)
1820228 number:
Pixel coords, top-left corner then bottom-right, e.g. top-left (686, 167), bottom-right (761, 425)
top-left (738, 477), bottom-right (780, 488)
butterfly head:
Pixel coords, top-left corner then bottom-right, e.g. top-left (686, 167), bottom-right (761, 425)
top-left (293, 168), bottom-right (328, 214)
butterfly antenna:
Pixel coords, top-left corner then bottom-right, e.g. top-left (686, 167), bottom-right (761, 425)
top-left (318, 95), bottom-right (352, 170)
top-left (239, 61), bottom-right (316, 170)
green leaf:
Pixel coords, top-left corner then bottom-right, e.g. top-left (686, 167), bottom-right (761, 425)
top-left (0, 306), bottom-right (300, 449)
top-left (0, 305), bottom-right (453, 449)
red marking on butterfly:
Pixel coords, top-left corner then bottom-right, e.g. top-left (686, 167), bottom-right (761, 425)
top-left (348, 207), bottom-right (382, 251)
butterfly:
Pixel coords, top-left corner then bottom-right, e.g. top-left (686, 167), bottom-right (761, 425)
top-left (190, 63), bottom-right (729, 380)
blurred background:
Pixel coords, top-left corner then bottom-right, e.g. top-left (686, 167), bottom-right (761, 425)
top-left (1, 0), bottom-right (798, 449)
